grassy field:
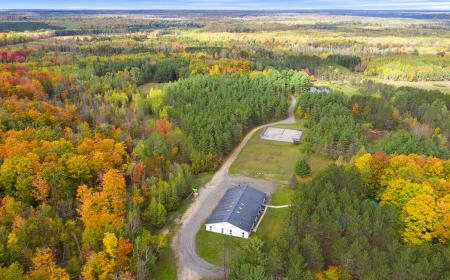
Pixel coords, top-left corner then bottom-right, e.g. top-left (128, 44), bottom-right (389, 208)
top-left (254, 207), bottom-right (290, 245)
top-left (316, 79), bottom-right (450, 96)
top-left (196, 226), bottom-right (248, 266)
top-left (152, 172), bottom-right (213, 280)
top-left (369, 78), bottom-right (450, 94)
top-left (196, 206), bottom-right (290, 266)
top-left (229, 124), bottom-right (303, 184)
top-left (270, 185), bottom-right (294, 205)
top-left (314, 80), bottom-right (360, 96)
top-left (230, 122), bottom-right (331, 185)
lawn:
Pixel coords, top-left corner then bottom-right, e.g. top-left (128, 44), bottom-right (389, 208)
top-left (196, 226), bottom-right (247, 266)
top-left (270, 185), bottom-right (294, 205)
top-left (253, 208), bottom-right (290, 245)
top-left (230, 123), bottom-right (332, 185)
top-left (229, 124), bottom-right (303, 184)
top-left (152, 172), bottom-right (213, 280)
top-left (196, 205), bottom-right (290, 266)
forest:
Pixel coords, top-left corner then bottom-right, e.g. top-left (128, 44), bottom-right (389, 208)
top-left (0, 9), bottom-right (448, 280)
top-left (232, 165), bottom-right (449, 279)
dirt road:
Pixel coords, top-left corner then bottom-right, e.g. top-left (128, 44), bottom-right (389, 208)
top-left (172, 96), bottom-right (297, 280)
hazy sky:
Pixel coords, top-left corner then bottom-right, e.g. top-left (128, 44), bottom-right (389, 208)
top-left (2, 0), bottom-right (450, 10)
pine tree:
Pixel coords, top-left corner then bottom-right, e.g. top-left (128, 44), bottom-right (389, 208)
top-left (295, 158), bottom-right (311, 177)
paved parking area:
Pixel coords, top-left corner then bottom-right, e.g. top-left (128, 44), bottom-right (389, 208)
top-left (261, 127), bottom-right (302, 143)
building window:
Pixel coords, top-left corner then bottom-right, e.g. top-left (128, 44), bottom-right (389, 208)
top-left (242, 232), bottom-right (245, 237)
top-left (221, 228), bottom-right (224, 233)
top-left (229, 230), bottom-right (232, 235)
top-left (209, 226), bottom-right (212, 231)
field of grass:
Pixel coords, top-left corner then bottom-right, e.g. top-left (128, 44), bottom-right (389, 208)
top-left (369, 78), bottom-right (450, 94)
top-left (230, 123), bottom-right (332, 185)
top-left (270, 185), bottom-right (294, 205)
top-left (253, 207), bottom-right (290, 245)
top-left (196, 226), bottom-right (247, 266)
top-left (196, 206), bottom-right (290, 266)
top-left (229, 124), bottom-right (303, 184)
top-left (152, 172), bottom-right (213, 280)
top-left (316, 78), bottom-right (450, 96)
top-left (314, 80), bottom-right (360, 96)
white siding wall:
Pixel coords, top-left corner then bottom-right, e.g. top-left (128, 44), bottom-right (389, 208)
top-left (205, 222), bottom-right (250, 239)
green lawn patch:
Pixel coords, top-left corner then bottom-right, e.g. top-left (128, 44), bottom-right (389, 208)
top-left (270, 185), bottom-right (294, 205)
top-left (229, 125), bottom-right (303, 184)
top-left (196, 227), bottom-right (247, 266)
top-left (254, 208), bottom-right (289, 245)
top-left (195, 207), bottom-right (290, 267)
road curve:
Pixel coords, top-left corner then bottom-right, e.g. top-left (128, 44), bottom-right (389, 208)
top-left (172, 96), bottom-right (297, 280)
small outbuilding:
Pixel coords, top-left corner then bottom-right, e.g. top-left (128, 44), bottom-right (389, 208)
top-left (205, 185), bottom-right (266, 238)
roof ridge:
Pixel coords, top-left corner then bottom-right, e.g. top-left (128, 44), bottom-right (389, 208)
top-left (224, 185), bottom-right (247, 222)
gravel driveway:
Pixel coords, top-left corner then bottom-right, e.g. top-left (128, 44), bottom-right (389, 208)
top-left (172, 96), bottom-right (297, 280)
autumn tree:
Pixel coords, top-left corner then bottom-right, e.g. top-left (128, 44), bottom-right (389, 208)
top-left (77, 169), bottom-right (127, 249)
top-left (434, 194), bottom-right (450, 243)
top-left (28, 248), bottom-right (69, 280)
top-left (400, 194), bottom-right (438, 245)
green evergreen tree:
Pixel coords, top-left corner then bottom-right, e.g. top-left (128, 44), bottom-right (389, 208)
top-left (295, 158), bottom-right (311, 177)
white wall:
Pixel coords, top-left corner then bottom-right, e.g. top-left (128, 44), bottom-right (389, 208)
top-left (205, 222), bottom-right (250, 238)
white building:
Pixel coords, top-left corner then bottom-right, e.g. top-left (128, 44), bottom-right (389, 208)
top-left (205, 185), bottom-right (266, 239)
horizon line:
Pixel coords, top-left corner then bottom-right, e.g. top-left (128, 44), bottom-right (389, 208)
top-left (2, 8), bottom-right (450, 11)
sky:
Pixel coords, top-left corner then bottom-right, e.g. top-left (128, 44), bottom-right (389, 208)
top-left (1, 0), bottom-right (450, 10)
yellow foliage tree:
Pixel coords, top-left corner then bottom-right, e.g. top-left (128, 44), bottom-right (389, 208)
top-left (77, 169), bottom-right (127, 248)
top-left (28, 248), bottom-right (70, 280)
top-left (81, 251), bottom-right (114, 280)
top-left (82, 232), bottom-right (132, 280)
top-left (434, 194), bottom-right (450, 243)
top-left (400, 194), bottom-right (438, 245)
top-left (103, 232), bottom-right (118, 260)
top-left (381, 179), bottom-right (435, 209)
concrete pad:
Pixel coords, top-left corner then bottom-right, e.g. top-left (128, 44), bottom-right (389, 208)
top-left (261, 127), bottom-right (302, 143)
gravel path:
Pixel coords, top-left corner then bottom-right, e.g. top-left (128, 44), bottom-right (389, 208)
top-left (172, 96), bottom-right (297, 280)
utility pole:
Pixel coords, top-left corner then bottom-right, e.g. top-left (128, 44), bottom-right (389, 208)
top-left (223, 235), bottom-right (226, 280)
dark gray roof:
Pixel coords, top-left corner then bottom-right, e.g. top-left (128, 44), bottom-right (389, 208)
top-left (206, 185), bottom-right (266, 232)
